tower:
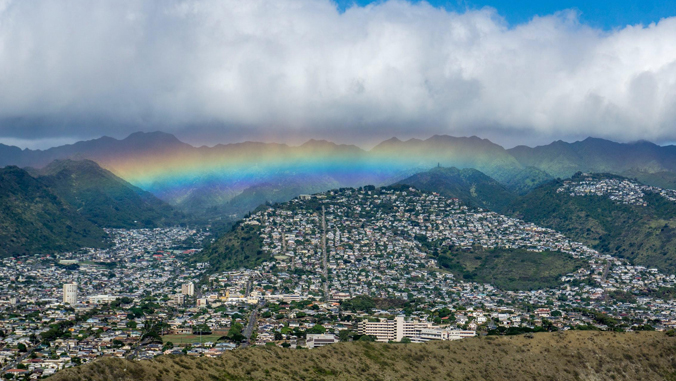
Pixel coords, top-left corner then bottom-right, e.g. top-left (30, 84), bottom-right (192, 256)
top-left (182, 282), bottom-right (195, 296)
top-left (63, 283), bottom-right (78, 305)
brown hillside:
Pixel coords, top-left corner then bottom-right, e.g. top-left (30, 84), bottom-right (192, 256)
top-left (50, 331), bottom-right (676, 381)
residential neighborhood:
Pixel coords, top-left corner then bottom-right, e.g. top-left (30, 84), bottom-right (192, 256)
top-left (1, 186), bottom-right (676, 379)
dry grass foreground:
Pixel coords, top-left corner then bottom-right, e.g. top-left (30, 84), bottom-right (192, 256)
top-left (50, 331), bottom-right (676, 381)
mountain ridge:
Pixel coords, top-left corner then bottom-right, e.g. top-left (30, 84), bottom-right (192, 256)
top-left (34, 159), bottom-right (180, 228)
top-left (3, 132), bottom-right (676, 219)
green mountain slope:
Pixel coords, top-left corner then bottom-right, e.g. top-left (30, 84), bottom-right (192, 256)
top-left (0, 166), bottom-right (107, 257)
top-left (36, 159), bottom-right (180, 228)
top-left (49, 331), bottom-right (676, 381)
top-left (505, 173), bottom-right (676, 273)
top-left (435, 247), bottom-right (587, 291)
top-left (395, 166), bottom-right (518, 211)
top-left (191, 221), bottom-right (268, 272)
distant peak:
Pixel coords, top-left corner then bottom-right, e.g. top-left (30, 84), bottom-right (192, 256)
top-left (629, 139), bottom-right (658, 147)
top-left (300, 139), bottom-right (339, 149)
top-left (123, 131), bottom-right (182, 142)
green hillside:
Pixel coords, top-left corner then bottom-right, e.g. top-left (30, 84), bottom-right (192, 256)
top-left (49, 331), bottom-right (676, 381)
top-left (396, 166), bottom-right (518, 211)
top-left (37, 159), bottom-right (180, 228)
top-left (0, 166), bottom-right (108, 257)
top-left (191, 221), bottom-right (269, 272)
top-left (505, 173), bottom-right (676, 273)
top-left (434, 247), bottom-right (587, 291)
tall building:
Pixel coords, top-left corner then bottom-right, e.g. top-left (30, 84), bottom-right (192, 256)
top-left (181, 282), bottom-right (194, 296)
top-left (63, 283), bottom-right (78, 305)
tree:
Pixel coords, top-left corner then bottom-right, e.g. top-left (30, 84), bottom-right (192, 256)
top-left (17, 343), bottom-right (27, 352)
top-left (274, 332), bottom-right (283, 341)
top-left (338, 330), bottom-right (353, 342)
top-left (193, 324), bottom-right (212, 335)
top-left (400, 337), bottom-right (412, 344)
top-left (306, 324), bottom-right (326, 335)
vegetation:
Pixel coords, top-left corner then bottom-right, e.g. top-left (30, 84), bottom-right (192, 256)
top-left (50, 331), bottom-right (676, 381)
top-left (434, 247), bottom-right (587, 291)
top-left (396, 166), bottom-right (517, 211)
top-left (192, 221), bottom-right (268, 273)
top-left (36, 159), bottom-right (180, 228)
top-left (340, 295), bottom-right (409, 313)
top-left (504, 173), bottom-right (676, 273)
top-left (0, 166), bottom-right (108, 257)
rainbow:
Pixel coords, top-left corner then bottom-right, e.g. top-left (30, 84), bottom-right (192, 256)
top-left (93, 136), bottom-right (521, 207)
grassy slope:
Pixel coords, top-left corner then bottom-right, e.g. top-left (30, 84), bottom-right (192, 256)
top-left (504, 176), bottom-right (676, 274)
top-left (436, 247), bottom-right (587, 291)
top-left (50, 331), bottom-right (676, 381)
top-left (192, 222), bottom-right (268, 272)
top-left (0, 166), bottom-right (107, 257)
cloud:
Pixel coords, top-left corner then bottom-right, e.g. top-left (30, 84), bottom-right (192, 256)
top-left (0, 0), bottom-right (675, 147)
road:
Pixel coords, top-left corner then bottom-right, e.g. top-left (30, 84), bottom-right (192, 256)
top-left (126, 337), bottom-right (153, 360)
top-left (601, 262), bottom-right (612, 301)
top-left (1, 345), bottom-right (33, 372)
top-left (245, 278), bottom-right (253, 297)
top-left (241, 300), bottom-right (265, 349)
top-left (601, 262), bottom-right (612, 282)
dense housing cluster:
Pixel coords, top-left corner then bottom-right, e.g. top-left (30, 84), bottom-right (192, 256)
top-left (557, 177), bottom-right (676, 205)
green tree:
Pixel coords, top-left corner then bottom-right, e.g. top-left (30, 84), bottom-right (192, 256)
top-left (306, 324), bottom-right (326, 334)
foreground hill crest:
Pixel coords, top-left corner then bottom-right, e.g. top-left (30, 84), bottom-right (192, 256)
top-left (49, 331), bottom-right (676, 381)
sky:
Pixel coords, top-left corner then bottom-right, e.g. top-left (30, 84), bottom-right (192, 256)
top-left (0, 0), bottom-right (675, 149)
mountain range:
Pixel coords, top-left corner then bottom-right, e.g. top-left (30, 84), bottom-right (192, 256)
top-left (3, 132), bottom-right (676, 219)
top-left (0, 160), bottom-right (177, 257)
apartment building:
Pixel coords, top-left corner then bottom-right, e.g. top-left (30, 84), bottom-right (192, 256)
top-left (358, 316), bottom-right (475, 342)
top-left (63, 283), bottom-right (78, 305)
top-left (182, 282), bottom-right (195, 296)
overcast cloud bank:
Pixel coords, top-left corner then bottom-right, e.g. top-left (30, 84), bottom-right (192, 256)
top-left (0, 0), bottom-right (675, 147)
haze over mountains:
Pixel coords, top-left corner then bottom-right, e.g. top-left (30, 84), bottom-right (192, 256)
top-left (3, 132), bottom-right (676, 219)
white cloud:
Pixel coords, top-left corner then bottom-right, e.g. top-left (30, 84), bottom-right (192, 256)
top-left (0, 0), bottom-right (675, 145)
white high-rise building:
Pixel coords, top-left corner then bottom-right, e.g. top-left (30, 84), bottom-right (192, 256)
top-left (181, 282), bottom-right (194, 296)
top-left (63, 283), bottom-right (78, 305)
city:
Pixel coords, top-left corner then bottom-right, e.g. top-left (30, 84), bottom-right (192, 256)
top-left (2, 186), bottom-right (676, 378)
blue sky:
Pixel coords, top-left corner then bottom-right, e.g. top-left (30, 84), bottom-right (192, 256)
top-left (334, 0), bottom-right (676, 29)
